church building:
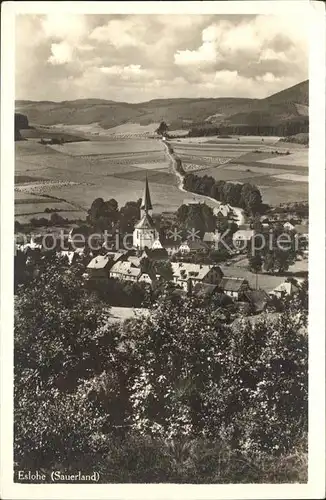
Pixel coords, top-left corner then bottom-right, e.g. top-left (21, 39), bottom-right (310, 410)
top-left (133, 177), bottom-right (160, 250)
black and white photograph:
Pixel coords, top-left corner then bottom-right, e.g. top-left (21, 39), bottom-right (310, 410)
top-left (1, 1), bottom-right (325, 499)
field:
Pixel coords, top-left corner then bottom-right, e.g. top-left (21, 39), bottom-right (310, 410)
top-left (171, 136), bottom-right (308, 206)
top-left (220, 257), bottom-right (308, 293)
top-left (50, 122), bottom-right (161, 140)
top-left (15, 127), bottom-right (309, 225)
top-left (15, 134), bottom-right (197, 224)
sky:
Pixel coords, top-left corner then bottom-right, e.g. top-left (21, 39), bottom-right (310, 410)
top-left (15, 14), bottom-right (309, 102)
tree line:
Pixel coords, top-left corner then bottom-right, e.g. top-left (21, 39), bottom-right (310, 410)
top-left (183, 173), bottom-right (263, 214)
top-left (187, 117), bottom-right (308, 138)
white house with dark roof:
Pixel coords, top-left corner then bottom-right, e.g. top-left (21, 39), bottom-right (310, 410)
top-left (86, 252), bottom-right (127, 283)
top-left (283, 221), bottom-right (295, 231)
top-left (269, 280), bottom-right (300, 298)
top-left (171, 262), bottom-right (223, 291)
top-left (178, 239), bottom-right (208, 254)
top-left (133, 177), bottom-right (159, 250)
top-left (232, 229), bottom-right (254, 249)
top-left (213, 204), bottom-right (233, 218)
top-left (109, 260), bottom-right (155, 284)
top-left (218, 277), bottom-right (250, 299)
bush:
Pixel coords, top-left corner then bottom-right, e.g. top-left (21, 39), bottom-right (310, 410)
top-left (14, 271), bottom-right (308, 481)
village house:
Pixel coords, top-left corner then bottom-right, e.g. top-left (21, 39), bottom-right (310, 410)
top-left (160, 240), bottom-right (180, 256)
top-left (178, 239), bottom-right (208, 254)
top-left (86, 251), bottom-right (127, 283)
top-left (171, 263), bottom-right (223, 291)
top-left (293, 224), bottom-right (309, 251)
top-left (141, 247), bottom-right (169, 262)
top-left (109, 260), bottom-right (155, 284)
top-left (232, 229), bottom-right (254, 250)
top-left (192, 282), bottom-right (219, 299)
top-left (269, 280), bottom-right (300, 298)
top-left (213, 203), bottom-right (235, 220)
top-left (243, 289), bottom-right (271, 313)
top-left (203, 231), bottom-right (223, 249)
top-left (20, 235), bottom-right (43, 252)
top-left (218, 277), bottom-right (250, 300)
top-left (283, 221), bottom-right (295, 231)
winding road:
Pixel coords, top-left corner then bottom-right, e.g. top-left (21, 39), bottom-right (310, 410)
top-left (162, 140), bottom-right (246, 225)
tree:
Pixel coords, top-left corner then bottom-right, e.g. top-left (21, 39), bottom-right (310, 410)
top-left (15, 267), bottom-right (308, 474)
top-left (119, 199), bottom-right (142, 234)
top-left (156, 122), bottom-right (169, 136)
top-left (155, 260), bottom-right (173, 281)
top-left (14, 263), bottom-right (139, 468)
top-left (248, 253), bottom-right (263, 273)
top-left (261, 227), bottom-right (297, 274)
top-left (87, 197), bottom-right (105, 225)
top-left (50, 212), bottom-right (65, 225)
top-left (209, 248), bottom-right (230, 263)
top-left (87, 197), bottom-right (119, 231)
top-left (176, 204), bottom-right (189, 224)
top-left (123, 291), bottom-right (307, 455)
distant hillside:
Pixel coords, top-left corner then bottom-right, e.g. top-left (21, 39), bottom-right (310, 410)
top-left (16, 80), bottom-right (308, 136)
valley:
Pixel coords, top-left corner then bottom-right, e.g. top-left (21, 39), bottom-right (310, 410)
top-left (15, 129), bottom-right (308, 225)
top-left (14, 79), bottom-right (309, 224)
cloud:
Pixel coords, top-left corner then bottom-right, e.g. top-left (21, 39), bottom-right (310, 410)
top-left (99, 64), bottom-right (152, 81)
top-left (174, 15), bottom-right (308, 80)
top-left (89, 17), bottom-right (147, 48)
top-left (48, 41), bottom-right (74, 65)
top-left (15, 14), bottom-right (308, 102)
top-left (41, 14), bottom-right (88, 42)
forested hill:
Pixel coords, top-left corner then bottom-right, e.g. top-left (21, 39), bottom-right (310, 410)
top-left (15, 80), bottom-right (308, 137)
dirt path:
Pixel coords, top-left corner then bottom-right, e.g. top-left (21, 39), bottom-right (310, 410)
top-left (162, 140), bottom-right (246, 225)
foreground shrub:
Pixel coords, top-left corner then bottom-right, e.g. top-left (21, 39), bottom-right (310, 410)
top-left (14, 272), bottom-right (308, 482)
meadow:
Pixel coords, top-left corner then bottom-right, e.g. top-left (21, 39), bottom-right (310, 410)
top-left (171, 136), bottom-right (308, 206)
top-left (15, 129), bottom-right (308, 225)
top-left (15, 136), bottom-right (192, 224)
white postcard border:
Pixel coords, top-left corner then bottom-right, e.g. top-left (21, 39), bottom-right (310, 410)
top-left (1, 1), bottom-right (325, 499)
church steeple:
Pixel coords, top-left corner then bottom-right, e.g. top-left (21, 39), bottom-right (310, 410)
top-left (133, 176), bottom-right (158, 251)
top-left (141, 175), bottom-right (153, 214)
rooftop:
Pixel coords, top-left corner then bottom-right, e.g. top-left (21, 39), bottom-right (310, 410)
top-left (243, 290), bottom-right (270, 312)
top-left (219, 277), bottom-right (248, 292)
top-left (110, 260), bottom-right (142, 277)
top-left (232, 229), bottom-right (255, 240)
top-left (87, 251), bottom-right (126, 270)
top-left (142, 248), bottom-right (169, 261)
top-left (180, 239), bottom-right (208, 250)
top-left (270, 281), bottom-right (299, 296)
top-left (203, 231), bottom-right (221, 243)
top-left (134, 213), bottom-right (156, 230)
top-left (214, 204), bottom-right (234, 218)
top-left (193, 283), bottom-right (218, 297)
top-left (140, 176), bottom-right (153, 212)
top-left (171, 262), bottom-right (221, 281)
top-left (87, 254), bottom-right (111, 270)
